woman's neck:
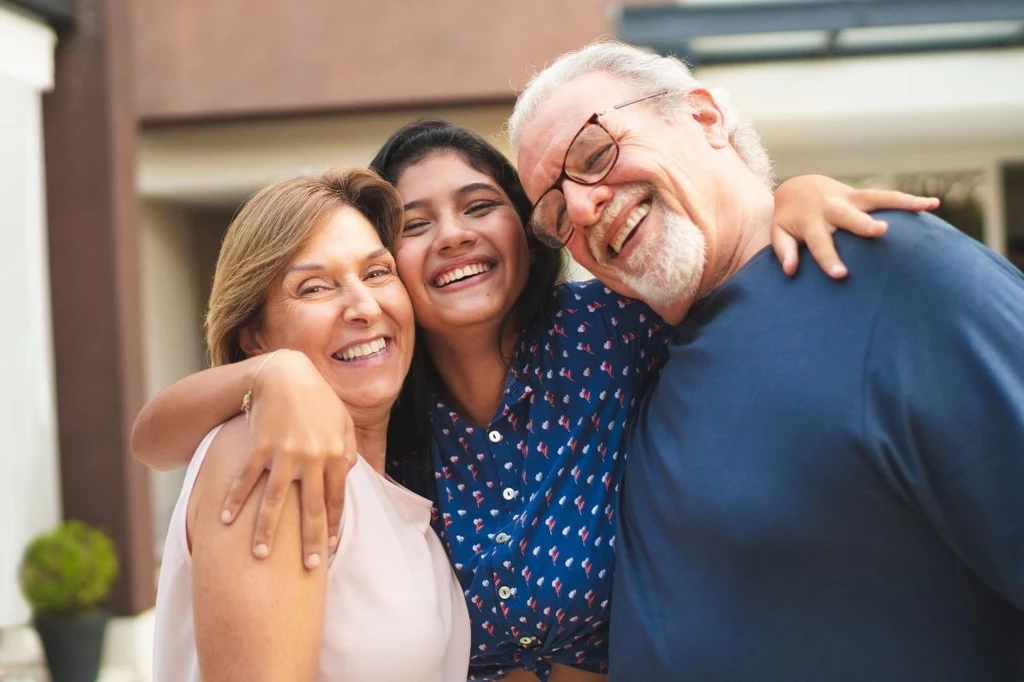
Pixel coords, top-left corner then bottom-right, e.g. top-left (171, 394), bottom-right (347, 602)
top-left (350, 410), bottom-right (390, 474)
top-left (425, 322), bottom-right (519, 427)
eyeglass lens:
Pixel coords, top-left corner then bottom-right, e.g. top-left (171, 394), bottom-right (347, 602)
top-left (532, 123), bottom-right (619, 246)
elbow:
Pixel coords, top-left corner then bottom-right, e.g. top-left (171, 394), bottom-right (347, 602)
top-left (130, 408), bottom-right (172, 471)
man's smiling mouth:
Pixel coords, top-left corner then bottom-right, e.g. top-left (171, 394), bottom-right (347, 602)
top-left (608, 200), bottom-right (651, 258)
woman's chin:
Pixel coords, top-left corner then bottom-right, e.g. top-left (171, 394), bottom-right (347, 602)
top-left (329, 375), bottom-right (403, 416)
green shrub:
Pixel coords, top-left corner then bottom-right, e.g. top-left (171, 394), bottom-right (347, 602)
top-left (18, 520), bottom-right (120, 618)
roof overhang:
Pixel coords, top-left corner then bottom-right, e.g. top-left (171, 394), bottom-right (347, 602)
top-left (6, 0), bottom-right (72, 27)
top-left (618, 0), bottom-right (1024, 65)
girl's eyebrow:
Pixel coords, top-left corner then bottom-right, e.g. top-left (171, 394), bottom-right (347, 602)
top-left (403, 182), bottom-right (501, 212)
top-left (452, 182), bottom-right (501, 199)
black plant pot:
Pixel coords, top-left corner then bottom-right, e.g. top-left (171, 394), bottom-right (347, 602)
top-left (33, 611), bottom-right (109, 682)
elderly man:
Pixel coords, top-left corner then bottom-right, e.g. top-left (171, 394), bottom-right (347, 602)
top-left (508, 41), bottom-right (1024, 681)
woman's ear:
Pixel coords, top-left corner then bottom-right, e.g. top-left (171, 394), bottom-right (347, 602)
top-left (238, 325), bottom-right (266, 358)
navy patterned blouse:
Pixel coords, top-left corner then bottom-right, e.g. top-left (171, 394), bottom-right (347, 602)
top-left (429, 279), bottom-right (671, 680)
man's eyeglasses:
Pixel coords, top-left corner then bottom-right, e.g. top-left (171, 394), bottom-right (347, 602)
top-left (528, 90), bottom-right (669, 249)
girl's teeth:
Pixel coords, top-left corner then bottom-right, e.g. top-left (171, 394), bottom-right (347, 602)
top-left (435, 262), bottom-right (492, 287)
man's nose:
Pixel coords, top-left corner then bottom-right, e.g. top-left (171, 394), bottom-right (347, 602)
top-left (562, 181), bottom-right (612, 230)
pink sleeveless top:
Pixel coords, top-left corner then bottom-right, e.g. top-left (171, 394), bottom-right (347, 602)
top-left (153, 425), bottom-right (470, 681)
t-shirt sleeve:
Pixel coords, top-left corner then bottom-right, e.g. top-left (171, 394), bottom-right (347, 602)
top-left (862, 228), bottom-right (1024, 610)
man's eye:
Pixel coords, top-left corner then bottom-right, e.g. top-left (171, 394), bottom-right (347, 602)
top-left (582, 144), bottom-right (614, 174)
top-left (555, 205), bottom-right (571, 237)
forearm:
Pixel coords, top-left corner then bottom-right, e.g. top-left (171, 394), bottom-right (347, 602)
top-left (130, 356), bottom-right (266, 470)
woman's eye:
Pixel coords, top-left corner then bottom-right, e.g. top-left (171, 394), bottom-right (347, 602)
top-left (404, 220), bottom-right (429, 232)
top-left (366, 266), bottom-right (394, 280)
top-left (300, 284), bottom-right (327, 295)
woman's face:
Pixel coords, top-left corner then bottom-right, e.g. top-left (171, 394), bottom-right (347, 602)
top-left (248, 205), bottom-right (414, 415)
top-left (394, 152), bottom-right (531, 338)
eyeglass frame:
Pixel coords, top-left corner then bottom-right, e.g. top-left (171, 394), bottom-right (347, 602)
top-left (527, 90), bottom-right (671, 248)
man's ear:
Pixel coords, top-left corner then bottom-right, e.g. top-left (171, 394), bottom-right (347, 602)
top-left (683, 88), bottom-right (730, 149)
top-left (239, 324), bottom-right (266, 358)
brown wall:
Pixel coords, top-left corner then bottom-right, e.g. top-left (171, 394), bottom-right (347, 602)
top-left (132, 0), bottom-right (658, 122)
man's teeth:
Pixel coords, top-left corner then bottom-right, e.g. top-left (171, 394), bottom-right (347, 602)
top-left (434, 262), bottom-right (492, 287)
top-left (610, 202), bottom-right (651, 254)
top-left (334, 337), bottom-right (387, 362)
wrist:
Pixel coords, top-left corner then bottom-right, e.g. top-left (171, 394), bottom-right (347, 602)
top-left (242, 349), bottom-right (290, 422)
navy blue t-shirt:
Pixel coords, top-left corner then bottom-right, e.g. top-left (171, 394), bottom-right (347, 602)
top-left (610, 211), bottom-right (1024, 681)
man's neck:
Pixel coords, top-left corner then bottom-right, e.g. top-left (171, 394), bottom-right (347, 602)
top-left (678, 180), bottom-right (775, 323)
top-left (700, 195), bottom-right (774, 298)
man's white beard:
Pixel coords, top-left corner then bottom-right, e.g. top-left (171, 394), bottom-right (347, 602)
top-left (620, 207), bottom-right (706, 311)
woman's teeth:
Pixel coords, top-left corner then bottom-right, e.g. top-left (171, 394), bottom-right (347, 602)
top-left (610, 202), bottom-right (651, 254)
top-left (434, 262), bottom-right (492, 287)
top-left (334, 337), bottom-right (387, 362)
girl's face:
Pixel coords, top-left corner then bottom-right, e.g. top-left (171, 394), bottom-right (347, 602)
top-left (394, 152), bottom-right (531, 339)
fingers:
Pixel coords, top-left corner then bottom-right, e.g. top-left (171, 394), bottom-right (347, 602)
top-left (299, 469), bottom-right (327, 569)
top-left (803, 226), bottom-right (848, 279)
top-left (251, 461), bottom-right (294, 559)
top-left (823, 200), bottom-right (890, 239)
top-left (847, 189), bottom-right (940, 213)
top-left (324, 437), bottom-right (356, 554)
top-left (771, 228), bottom-right (801, 276)
top-left (220, 446), bottom-right (270, 525)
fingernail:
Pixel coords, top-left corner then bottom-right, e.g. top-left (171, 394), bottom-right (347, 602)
top-left (306, 553), bottom-right (321, 569)
top-left (874, 220), bottom-right (888, 229)
top-left (254, 543), bottom-right (270, 559)
top-left (328, 535), bottom-right (338, 550)
top-left (220, 509), bottom-right (233, 524)
top-left (830, 264), bottom-right (847, 277)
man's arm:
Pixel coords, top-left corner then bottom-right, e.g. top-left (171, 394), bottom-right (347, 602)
top-left (863, 222), bottom-right (1024, 608)
top-left (188, 418), bottom-right (328, 681)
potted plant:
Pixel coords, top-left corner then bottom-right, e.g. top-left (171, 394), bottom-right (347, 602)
top-left (18, 520), bottom-right (120, 682)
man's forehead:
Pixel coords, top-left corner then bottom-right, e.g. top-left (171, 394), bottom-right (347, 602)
top-left (517, 72), bottom-right (636, 194)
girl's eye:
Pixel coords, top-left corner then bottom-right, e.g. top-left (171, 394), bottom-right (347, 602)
top-left (466, 201), bottom-right (499, 215)
top-left (404, 220), bottom-right (429, 232)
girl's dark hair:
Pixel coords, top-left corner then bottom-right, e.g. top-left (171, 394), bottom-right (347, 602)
top-left (370, 119), bottom-right (563, 494)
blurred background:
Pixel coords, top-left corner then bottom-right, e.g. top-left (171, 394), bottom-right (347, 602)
top-left (2, 0), bottom-right (1023, 679)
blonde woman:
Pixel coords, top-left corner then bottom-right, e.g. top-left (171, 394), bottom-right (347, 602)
top-left (153, 168), bottom-right (469, 681)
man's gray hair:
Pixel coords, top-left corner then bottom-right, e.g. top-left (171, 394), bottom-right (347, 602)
top-left (508, 40), bottom-right (775, 188)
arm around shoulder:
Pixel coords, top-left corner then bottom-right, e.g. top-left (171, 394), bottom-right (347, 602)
top-left (188, 417), bottom-right (328, 682)
top-left (131, 356), bottom-right (267, 470)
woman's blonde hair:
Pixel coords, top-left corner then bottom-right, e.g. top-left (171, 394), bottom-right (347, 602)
top-left (206, 167), bottom-right (404, 367)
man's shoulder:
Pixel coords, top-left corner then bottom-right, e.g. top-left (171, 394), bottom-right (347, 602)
top-left (834, 211), bottom-right (1024, 338)
top-left (839, 210), bottom-right (1023, 297)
